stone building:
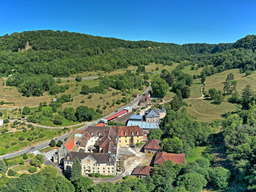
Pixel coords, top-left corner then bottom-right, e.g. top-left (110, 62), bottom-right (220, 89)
top-left (132, 166), bottom-right (152, 179)
top-left (154, 152), bottom-right (185, 165)
top-left (139, 93), bottom-right (151, 107)
top-left (144, 139), bottom-right (161, 154)
top-left (64, 152), bottom-right (116, 176)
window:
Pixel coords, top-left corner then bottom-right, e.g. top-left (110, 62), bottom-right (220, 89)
top-left (103, 171), bottom-right (105, 173)
top-left (103, 167), bottom-right (105, 169)
top-left (119, 140), bottom-right (121, 143)
top-left (112, 171), bottom-right (114, 173)
top-left (112, 167), bottom-right (114, 169)
top-left (137, 140), bottom-right (139, 142)
top-left (108, 171), bottom-right (110, 173)
top-left (108, 167), bottom-right (110, 169)
top-left (125, 140), bottom-right (127, 143)
top-left (137, 136), bottom-right (139, 138)
top-left (88, 166), bottom-right (90, 169)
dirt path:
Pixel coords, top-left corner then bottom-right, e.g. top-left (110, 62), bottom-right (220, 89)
top-left (186, 84), bottom-right (205, 100)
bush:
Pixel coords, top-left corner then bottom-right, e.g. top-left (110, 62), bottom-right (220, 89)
top-left (29, 167), bottom-right (37, 173)
top-left (50, 140), bottom-right (56, 147)
top-left (56, 140), bottom-right (63, 147)
top-left (3, 119), bottom-right (9, 123)
top-left (0, 112), bottom-right (2, 116)
top-left (23, 154), bottom-right (28, 160)
top-left (8, 169), bottom-right (17, 176)
top-left (5, 145), bottom-right (9, 149)
top-left (80, 100), bottom-right (85, 103)
top-left (27, 136), bottom-right (34, 141)
top-left (90, 173), bottom-right (95, 177)
top-left (11, 142), bottom-right (17, 145)
top-left (75, 76), bottom-right (82, 82)
top-left (116, 100), bottom-right (121, 105)
top-left (20, 159), bottom-right (24, 165)
top-left (19, 137), bottom-right (24, 141)
top-left (39, 134), bottom-right (45, 138)
top-left (22, 128), bottom-right (27, 132)
top-left (95, 173), bottom-right (100, 178)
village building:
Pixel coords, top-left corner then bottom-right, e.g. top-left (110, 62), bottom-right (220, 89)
top-left (126, 121), bottom-right (159, 132)
top-left (139, 93), bottom-right (151, 107)
top-left (132, 166), bottom-right (152, 179)
top-left (133, 92), bottom-right (139, 98)
top-left (154, 152), bottom-right (185, 165)
top-left (129, 114), bottom-right (143, 122)
top-left (144, 139), bottom-right (161, 154)
top-left (64, 152), bottom-right (116, 176)
top-left (112, 126), bottom-right (144, 147)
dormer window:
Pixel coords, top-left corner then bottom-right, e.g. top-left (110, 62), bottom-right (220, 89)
top-left (136, 131), bottom-right (138, 135)
top-left (125, 132), bottom-right (127, 136)
top-left (67, 156), bottom-right (70, 160)
top-left (108, 158), bottom-right (111, 162)
top-left (98, 132), bottom-right (101, 136)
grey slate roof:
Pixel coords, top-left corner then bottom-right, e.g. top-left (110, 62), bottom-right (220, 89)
top-left (146, 109), bottom-right (159, 118)
top-left (64, 152), bottom-right (115, 163)
top-left (129, 115), bottom-right (143, 121)
top-left (127, 121), bottom-right (159, 129)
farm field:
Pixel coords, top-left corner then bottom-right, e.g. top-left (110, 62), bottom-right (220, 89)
top-left (185, 99), bottom-right (238, 122)
top-left (204, 69), bottom-right (256, 95)
top-left (181, 65), bottom-right (203, 76)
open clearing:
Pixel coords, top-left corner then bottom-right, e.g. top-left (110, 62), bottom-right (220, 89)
top-left (186, 99), bottom-right (238, 122)
top-left (189, 79), bottom-right (202, 98)
top-left (204, 69), bottom-right (256, 95)
top-left (186, 146), bottom-right (206, 162)
top-left (181, 65), bottom-right (203, 76)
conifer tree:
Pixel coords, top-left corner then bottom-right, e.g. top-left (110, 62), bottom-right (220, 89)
top-left (0, 159), bottom-right (7, 173)
top-left (70, 157), bottom-right (82, 182)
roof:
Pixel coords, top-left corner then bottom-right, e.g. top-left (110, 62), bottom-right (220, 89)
top-left (112, 126), bottom-right (144, 137)
top-left (127, 121), bottom-right (159, 130)
top-left (146, 109), bottom-right (159, 118)
top-left (64, 129), bottom-right (80, 151)
top-left (133, 92), bottom-right (139, 96)
top-left (64, 152), bottom-right (115, 163)
top-left (161, 105), bottom-right (166, 112)
top-left (144, 139), bottom-right (161, 150)
top-left (154, 152), bottom-right (185, 165)
top-left (129, 115), bottom-right (143, 120)
top-left (124, 106), bottom-right (132, 111)
top-left (96, 123), bottom-right (105, 127)
top-left (105, 110), bottom-right (127, 121)
top-left (140, 94), bottom-right (151, 104)
top-left (132, 166), bottom-right (152, 176)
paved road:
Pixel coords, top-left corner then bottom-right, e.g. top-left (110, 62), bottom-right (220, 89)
top-left (0, 86), bottom-right (151, 160)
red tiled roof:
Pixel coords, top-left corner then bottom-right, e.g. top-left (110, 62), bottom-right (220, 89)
top-left (105, 110), bottom-right (127, 121)
top-left (133, 92), bottom-right (139, 96)
top-left (64, 129), bottom-right (80, 151)
top-left (144, 139), bottom-right (161, 150)
top-left (132, 166), bottom-right (152, 176)
top-left (140, 94), bottom-right (151, 104)
top-left (96, 123), bottom-right (105, 127)
top-left (112, 126), bottom-right (143, 137)
top-left (154, 152), bottom-right (185, 165)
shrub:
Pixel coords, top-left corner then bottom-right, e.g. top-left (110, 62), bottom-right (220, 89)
top-left (23, 154), bottom-right (28, 160)
top-left (20, 159), bottom-right (24, 165)
top-left (19, 137), bottom-right (24, 141)
top-left (23, 128), bottom-right (27, 132)
top-left (116, 100), bottom-right (121, 105)
top-left (80, 100), bottom-right (85, 103)
top-left (27, 136), bottom-right (34, 141)
top-left (8, 169), bottom-right (17, 176)
top-left (3, 119), bottom-right (9, 123)
top-left (90, 173), bottom-right (95, 177)
top-left (56, 140), bottom-right (63, 147)
top-left (5, 145), bottom-right (9, 149)
top-left (0, 112), bottom-right (2, 116)
top-left (95, 173), bottom-right (100, 178)
top-left (11, 142), bottom-right (17, 145)
top-left (75, 76), bottom-right (82, 82)
top-left (27, 124), bottom-right (33, 128)
top-left (39, 134), bottom-right (45, 138)
top-left (50, 140), bottom-right (56, 147)
top-left (29, 167), bottom-right (37, 173)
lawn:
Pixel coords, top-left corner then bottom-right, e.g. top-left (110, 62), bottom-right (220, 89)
top-left (0, 125), bottom-right (73, 156)
top-left (164, 91), bottom-right (175, 101)
top-left (7, 153), bottom-right (34, 166)
top-left (181, 65), bottom-right (203, 76)
top-left (186, 146), bottom-right (206, 162)
top-left (11, 162), bottom-right (33, 172)
top-left (189, 79), bottom-right (202, 98)
top-left (145, 63), bottom-right (178, 73)
top-left (204, 69), bottom-right (256, 96)
top-left (185, 99), bottom-right (238, 122)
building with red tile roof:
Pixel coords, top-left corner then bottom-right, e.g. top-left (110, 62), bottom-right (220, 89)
top-left (139, 93), bottom-right (151, 107)
top-left (144, 139), bottom-right (161, 154)
top-left (154, 152), bottom-right (185, 165)
top-left (132, 166), bottom-right (152, 179)
top-left (133, 92), bottom-right (139, 98)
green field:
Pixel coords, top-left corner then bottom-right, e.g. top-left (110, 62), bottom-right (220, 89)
top-left (204, 69), bottom-right (256, 96)
top-left (186, 146), bottom-right (206, 162)
top-left (181, 65), bottom-right (203, 76)
top-left (185, 99), bottom-right (238, 122)
top-left (189, 79), bottom-right (202, 98)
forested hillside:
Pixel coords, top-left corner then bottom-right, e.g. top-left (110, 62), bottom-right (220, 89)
top-left (1, 30), bottom-right (254, 78)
